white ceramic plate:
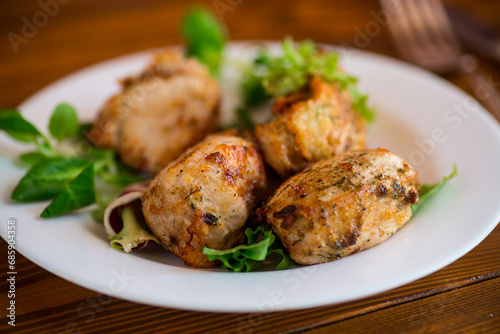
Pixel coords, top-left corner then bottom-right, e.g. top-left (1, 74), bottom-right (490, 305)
top-left (1, 43), bottom-right (500, 313)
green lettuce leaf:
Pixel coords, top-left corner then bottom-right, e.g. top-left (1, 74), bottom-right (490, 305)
top-left (110, 206), bottom-right (159, 252)
top-left (4, 103), bottom-right (148, 220)
top-left (19, 151), bottom-right (48, 166)
top-left (0, 109), bottom-right (46, 144)
top-left (48, 103), bottom-right (80, 141)
top-left (241, 38), bottom-right (375, 121)
top-left (182, 8), bottom-right (226, 76)
top-left (413, 165), bottom-right (458, 213)
top-left (40, 164), bottom-right (96, 218)
top-left (203, 226), bottom-right (294, 272)
top-left (240, 53), bottom-right (273, 108)
top-left (11, 157), bottom-right (91, 202)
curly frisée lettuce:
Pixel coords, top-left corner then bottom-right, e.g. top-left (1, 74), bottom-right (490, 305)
top-left (203, 226), bottom-right (294, 272)
top-left (109, 206), bottom-right (159, 253)
top-left (103, 183), bottom-right (159, 252)
top-left (239, 38), bottom-right (375, 122)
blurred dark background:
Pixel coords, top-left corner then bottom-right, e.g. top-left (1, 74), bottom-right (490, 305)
top-left (1, 0), bottom-right (499, 108)
top-left (1, 1), bottom-right (500, 332)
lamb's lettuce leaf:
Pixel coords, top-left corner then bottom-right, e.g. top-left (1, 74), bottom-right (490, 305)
top-left (40, 164), bottom-right (96, 218)
top-left (182, 8), bottom-right (226, 76)
top-left (2, 104), bottom-right (146, 218)
top-left (48, 103), bottom-right (80, 141)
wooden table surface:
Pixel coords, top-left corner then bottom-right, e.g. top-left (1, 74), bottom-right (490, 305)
top-left (1, 0), bottom-right (499, 333)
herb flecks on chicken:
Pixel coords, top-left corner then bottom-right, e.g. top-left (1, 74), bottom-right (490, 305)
top-left (87, 50), bottom-right (220, 174)
top-left (255, 76), bottom-right (367, 178)
top-left (142, 131), bottom-right (266, 268)
top-left (258, 148), bottom-right (419, 265)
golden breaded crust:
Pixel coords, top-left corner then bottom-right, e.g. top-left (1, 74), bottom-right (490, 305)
top-left (255, 76), bottom-right (367, 178)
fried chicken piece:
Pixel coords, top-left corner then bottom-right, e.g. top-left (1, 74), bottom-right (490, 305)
top-left (257, 148), bottom-right (419, 265)
top-left (142, 131), bottom-right (267, 268)
top-left (255, 76), bottom-right (366, 178)
top-left (87, 50), bottom-right (220, 173)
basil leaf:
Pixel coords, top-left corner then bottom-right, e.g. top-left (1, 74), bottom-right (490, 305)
top-left (19, 151), bottom-right (47, 166)
top-left (40, 164), bottom-right (96, 218)
top-left (0, 109), bottom-right (46, 143)
top-left (48, 103), bottom-right (80, 141)
top-left (11, 157), bottom-right (90, 202)
top-left (413, 165), bottom-right (458, 213)
top-left (182, 8), bottom-right (226, 75)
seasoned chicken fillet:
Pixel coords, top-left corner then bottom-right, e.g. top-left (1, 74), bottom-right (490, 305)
top-left (255, 76), bottom-right (366, 178)
top-left (257, 148), bottom-right (419, 265)
top-left (87, 50), bottom-right (220, 173)
top-left (142, 132), bottom-right (266, 268)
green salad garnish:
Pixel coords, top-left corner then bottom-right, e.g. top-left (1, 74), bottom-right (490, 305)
top-left (203, 226), bottom-right (294, 272)
top-left (0, 7), bottom-right (459, 274)
top-left (0, 106), bottom-right (145, 219)
top-left (182, 8), bottom-right (227, 76)
top-left (237, 38), bottom-right (376, 126)
top-left (110, 206), bottom-right (159, 252)
top-left (413, 165), bottom-right (458, 213)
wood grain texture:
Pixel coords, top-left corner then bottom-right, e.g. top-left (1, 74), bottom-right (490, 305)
top-left (1, 0), bottom-right (499, 333)
top-left (1, 224), bottom-right (498, 333)
top-left (309, 278), bottom-right (500, 334)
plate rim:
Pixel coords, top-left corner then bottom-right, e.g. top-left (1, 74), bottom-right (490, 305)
top-left (1, 41), bottom-right (500, 313)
